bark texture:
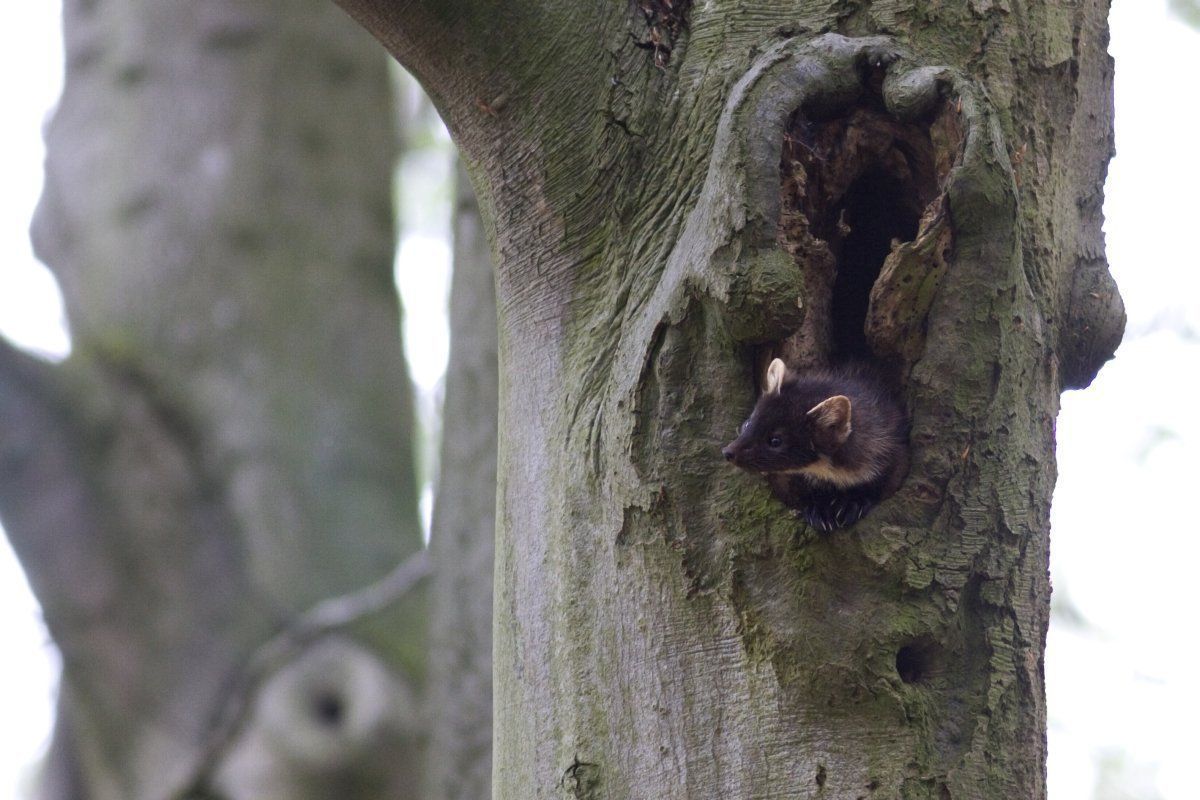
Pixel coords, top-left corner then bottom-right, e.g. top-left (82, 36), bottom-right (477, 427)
top-left (427, 161), bottom-right (498, 800)
top-left (336, 1), bottom-right (1122, 798)
top-left (2, 1), bottom-right (425, 797)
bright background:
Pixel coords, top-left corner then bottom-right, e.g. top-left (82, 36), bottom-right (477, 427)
top-left (1, 2), bottom-right (1196, 797)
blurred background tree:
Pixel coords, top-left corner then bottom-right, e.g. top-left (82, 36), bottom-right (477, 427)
top-left (0, 1), bottom-right (496, 797)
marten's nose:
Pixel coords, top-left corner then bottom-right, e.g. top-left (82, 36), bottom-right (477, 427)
top-left (722, 447), bottom-right (735, 462)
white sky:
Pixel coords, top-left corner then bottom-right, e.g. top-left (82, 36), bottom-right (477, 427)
top-left (0, 1), bottom-right (1196, 798)
top-left (0, 6), bottom-right (69, 797)
top-left (1047, 3), bottom-right (1200, 796)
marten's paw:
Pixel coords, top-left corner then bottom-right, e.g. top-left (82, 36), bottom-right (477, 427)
top-left (803, 495), bottom-right (875, 532)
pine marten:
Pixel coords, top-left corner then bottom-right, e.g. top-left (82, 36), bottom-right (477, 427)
top-left (722, 358), bottom-right (908, 531)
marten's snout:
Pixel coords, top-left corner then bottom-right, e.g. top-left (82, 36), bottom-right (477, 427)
top-left (722, 447), bottom-right (735, 462)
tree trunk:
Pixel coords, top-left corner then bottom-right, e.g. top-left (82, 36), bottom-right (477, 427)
top-left (337, 2), bottom-right (1123, 797)
top-left (427, 161), bottom-right (498, 799)
top-left (0, 1), bottom-right (425, 797)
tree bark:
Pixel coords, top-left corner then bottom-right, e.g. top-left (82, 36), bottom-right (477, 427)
top-left (1, 1), bottom-right (425, 797)
top-left (337, 1), bottom-right (1123, 797)
top-left (426, 161), bottom-right (498, 800)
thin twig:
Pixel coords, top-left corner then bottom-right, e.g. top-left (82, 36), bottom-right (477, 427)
top-left (175, 548), bottom-right (431, 799)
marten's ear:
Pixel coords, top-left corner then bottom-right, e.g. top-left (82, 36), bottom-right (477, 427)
top-left (764, 358), bottom-right (787, 395)
top-left (807, 395), bottom-right (852, 448)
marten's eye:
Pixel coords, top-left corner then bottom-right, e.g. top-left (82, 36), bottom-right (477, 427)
top-left (768, 434), bottom-right (784, 449)
top-left (738, 419), bottom-right (750, 435)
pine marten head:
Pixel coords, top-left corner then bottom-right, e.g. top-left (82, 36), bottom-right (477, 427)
top-left (722, 358), bottom-right (853, 476)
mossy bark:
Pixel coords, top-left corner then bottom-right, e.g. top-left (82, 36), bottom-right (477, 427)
top-left (0, 1), bottom-right (425, 797)
top-left (339, 1), bottom-right (1121, 798)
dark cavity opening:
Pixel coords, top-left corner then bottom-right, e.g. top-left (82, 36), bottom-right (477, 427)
top-left (830, 168), bottom-right (921, 361)
top-left (312, 689), bottom-right (346, 728)
top-left (778, 103), bottom-right (947, 366)
top-left (816, 764), bottom-right (827, 787)
top-left (896, 638), bottom-right (940, 684)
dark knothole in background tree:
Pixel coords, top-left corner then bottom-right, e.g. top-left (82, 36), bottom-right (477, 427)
top-left (312, 689), bottom-right (346, 729)
top-left (778, 93), bottom-right (962, 375)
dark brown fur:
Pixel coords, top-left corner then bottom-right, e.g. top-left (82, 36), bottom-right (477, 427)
top-left (722, 360), bottom-right (908, 531)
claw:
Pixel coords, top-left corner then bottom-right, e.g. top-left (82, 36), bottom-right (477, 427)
top-left (804, 506), bottom-right (832, 532)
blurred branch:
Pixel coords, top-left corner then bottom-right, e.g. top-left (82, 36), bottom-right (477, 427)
top-left (0, 337), bottom-right (96, 559)
top-left (1049, 585), bottom-right (1095, 633)
top-left (425, 158), bottom-right (498, 800)
top-left (176, 548), bottom-right (433, 799)
top-left (1169, 0), bottom-right (1200, 29)
top-left (0, 335), bottom-right (60, 421)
